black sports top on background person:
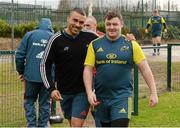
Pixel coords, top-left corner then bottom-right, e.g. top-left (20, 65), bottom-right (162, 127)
top-left (40, 30), bottom-right (98, 94)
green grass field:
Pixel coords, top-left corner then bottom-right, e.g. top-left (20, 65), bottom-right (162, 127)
top-left (51, 92), bottom-right (180, 127)
top-left (130, 92), bottom-right (180, 127)
top-left (138, 61), bottom-right (180, 98)
top-left (0, 62), bottom-right (26, 127)
top-left (0, 57), bottom-right (180, 127)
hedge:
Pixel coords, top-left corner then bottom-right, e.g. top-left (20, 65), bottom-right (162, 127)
top-left (0, 19), bottom-right (180, 40)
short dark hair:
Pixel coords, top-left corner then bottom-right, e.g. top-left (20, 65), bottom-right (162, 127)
top-left (104, 10), bottom-right (123, 21)
top-left (153, 9), bottom-right (159, 13)
top-left (70, 8), bottom-right (86, 16)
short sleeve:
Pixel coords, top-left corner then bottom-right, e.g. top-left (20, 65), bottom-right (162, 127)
top-left (84, 42), bottom-right (95, 67)
top-left (132, 41), bottom-right (146, 64)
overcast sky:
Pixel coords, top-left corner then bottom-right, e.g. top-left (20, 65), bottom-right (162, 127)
top-left (0, 0), bottom-right (60, 9)
top-left (0, 0), bottom-right (180, 10)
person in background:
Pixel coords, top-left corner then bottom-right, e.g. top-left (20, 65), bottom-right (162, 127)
top-left (84, 15), bottom-right (104, 37)
top-left (83, 10), bottom-right (158, 127)
top-left (15, 18), bottom-right (54, 127)
top-left (145, 9), bottom-right (167, 56)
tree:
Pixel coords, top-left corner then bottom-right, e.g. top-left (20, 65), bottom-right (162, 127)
top-left (58, 0), bottom-right (70, 11)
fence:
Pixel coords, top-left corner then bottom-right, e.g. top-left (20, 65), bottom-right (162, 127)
top-left (0, 1), bottom-right (180, 28)
top-left (0, 43), bottom-right (180, 126)
top-left (0, 51), bottom-right (25, 127)
top-left (133, 43), bottom-right (180, 115)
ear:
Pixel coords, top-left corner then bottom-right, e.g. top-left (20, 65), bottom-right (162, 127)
top-left (120, 20), bottom-right (124, 28)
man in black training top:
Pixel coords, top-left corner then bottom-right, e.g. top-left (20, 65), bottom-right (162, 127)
top-left (40, 8), bottom-right (98, 127)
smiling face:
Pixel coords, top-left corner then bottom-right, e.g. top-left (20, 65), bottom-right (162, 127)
top-left (105, 17), bottom-right (123, 41)
top-left (67, 11), bottom-right (86, 37)
top-left (104, 10), bottom-right (124, 41)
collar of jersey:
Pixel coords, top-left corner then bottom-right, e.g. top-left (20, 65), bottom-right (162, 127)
top-left (62, 29), bottom-right (79, 39)
top-left (105, 34), bottom-right (125, 43)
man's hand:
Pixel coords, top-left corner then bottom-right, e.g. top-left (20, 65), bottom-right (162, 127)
top-left (19, 74), bottom-right (24, 82)
top-left (145, 29), bottom-right (148, 33)
top-left (164, 29), bottom-right (167, 33)
top-left (126, 33), bottom-right (136, 41)
top-left (51, 90), bottom-right (63, 101)
top-left (149, 93), bottom-right (158, 107)
top-left (87, 91), bottom-right (100, 107)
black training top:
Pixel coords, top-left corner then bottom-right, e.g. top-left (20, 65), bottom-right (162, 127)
top-left (40, 30), bottom-right (98, 94)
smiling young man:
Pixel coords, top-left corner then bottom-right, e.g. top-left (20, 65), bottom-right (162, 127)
top-left (83, 10), bottom-right (158, 127)
top-left (40, 8), bottom-right (98, 127)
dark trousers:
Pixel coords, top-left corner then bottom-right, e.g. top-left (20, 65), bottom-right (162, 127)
top-left (24, 81), bottom-right (50, 127)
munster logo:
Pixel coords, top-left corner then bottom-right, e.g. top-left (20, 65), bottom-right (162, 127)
top-left (120, 45), bottom-right (129, 52)
top-left (106, 53), bottom-right (117, 59)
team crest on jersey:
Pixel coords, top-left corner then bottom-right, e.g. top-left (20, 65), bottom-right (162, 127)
top-left (152, 16), bottom-right (161, 23)
top-left (120, 45), bottom-right (129, 52)
top-left (64, 47), bottom-right (69, 51)
top-left (96, 47), bottom-right (104, 52)
top-left (106, 53), bottom-right (117, 59)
